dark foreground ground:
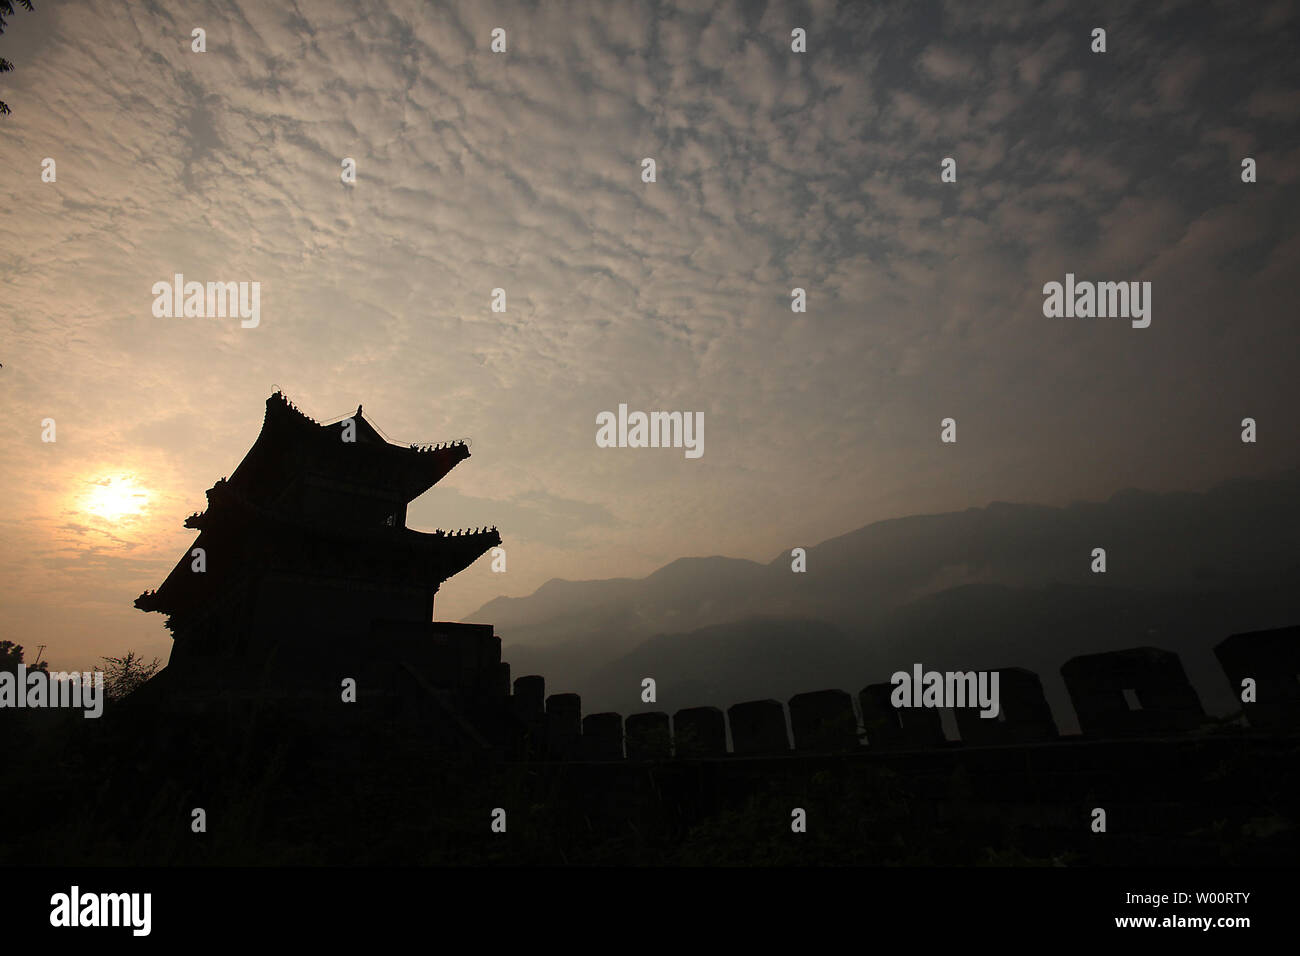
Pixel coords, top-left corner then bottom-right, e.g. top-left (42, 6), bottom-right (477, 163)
top-left (2, 696), bottom-right (1295, 867)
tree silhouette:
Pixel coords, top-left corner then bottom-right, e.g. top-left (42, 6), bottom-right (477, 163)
top-left (0, 639), bottom-right (48, 673)
top-left (0, 1), bottom-right (36, 118)
top-left (99, 651), bottom-right (161, 701)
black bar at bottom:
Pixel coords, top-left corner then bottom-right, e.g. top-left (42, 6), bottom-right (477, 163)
top-left (0, 866), bottom-right (1285, 942)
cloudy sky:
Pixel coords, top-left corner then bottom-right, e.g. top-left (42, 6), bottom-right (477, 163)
top-left (2, 0), bottom-right (1298, 671)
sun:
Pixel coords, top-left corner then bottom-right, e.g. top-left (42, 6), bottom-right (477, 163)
top-left (82, 475), bottom-right (151, 522)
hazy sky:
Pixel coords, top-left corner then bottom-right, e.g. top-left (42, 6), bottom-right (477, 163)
top-left (2, 0), bottom-right (1298, 671)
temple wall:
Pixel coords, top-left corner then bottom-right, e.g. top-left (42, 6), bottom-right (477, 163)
top-left (251, 574), bottom-right (430, 647)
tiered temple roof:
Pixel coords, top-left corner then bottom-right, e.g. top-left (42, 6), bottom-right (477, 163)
top-left (135, 390), bottom-right (500, 621)
top-left (224, 389), bottom-right (471, 513)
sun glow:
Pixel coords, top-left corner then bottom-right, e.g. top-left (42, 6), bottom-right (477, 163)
top-left (82, 475), bottom-right (152, 522)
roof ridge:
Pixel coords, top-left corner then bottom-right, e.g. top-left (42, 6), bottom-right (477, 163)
top-left (270, 390), bottom-right (471, 453)
top-left (268, 388), bottom-right (322, 425)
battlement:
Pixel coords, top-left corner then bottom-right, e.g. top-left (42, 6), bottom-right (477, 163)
top-left (500, 626), bottom-right (1298, 762)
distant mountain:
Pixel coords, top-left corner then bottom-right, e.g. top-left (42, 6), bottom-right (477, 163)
top-left (470, 470), bottom-right (1300, 729)
top-left (578, 616), bottom-right (861, 717)
top-left (475, 555), bottom-right (771, 649)
top-left (566, 582), bottom-right (1300, 733)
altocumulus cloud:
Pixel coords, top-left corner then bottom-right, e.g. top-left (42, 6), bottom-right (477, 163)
top-left (0, 0), bottom-right (1298, 659)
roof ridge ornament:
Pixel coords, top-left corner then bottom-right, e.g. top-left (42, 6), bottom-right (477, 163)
top-left (267, 389), bottom-right (324, 425)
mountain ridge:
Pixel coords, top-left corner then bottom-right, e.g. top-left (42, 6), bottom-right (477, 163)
top-left (466, 469), bottom-right (1300, 730)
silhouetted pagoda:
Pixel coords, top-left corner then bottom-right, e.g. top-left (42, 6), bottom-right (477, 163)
top-left (134, 391), bottom-right (509, 746)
